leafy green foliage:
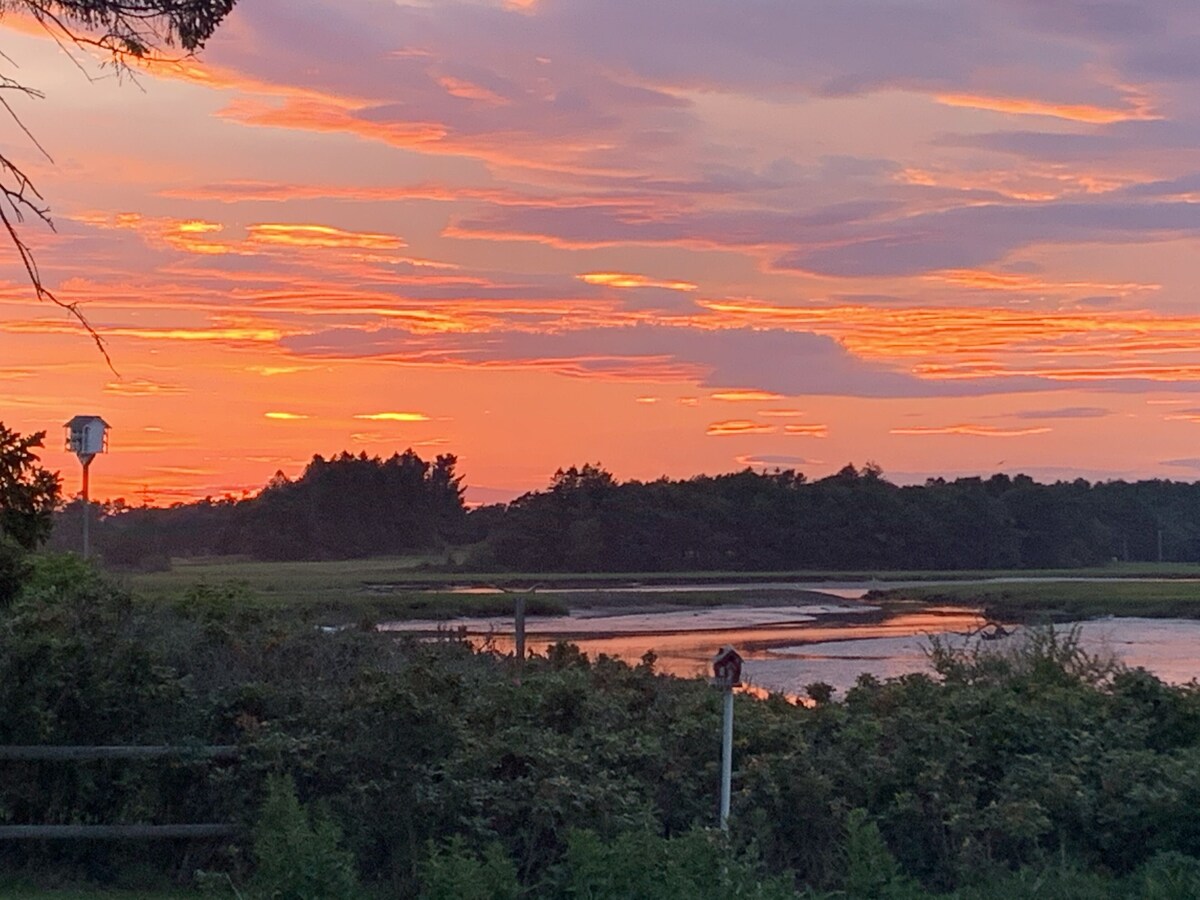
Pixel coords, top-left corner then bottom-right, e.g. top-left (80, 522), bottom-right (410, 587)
top-left (419, 838), bottom-right (519, 900)
top-left (1131, 851), bottom-right (1200, 900)
top-left (842, 809), bottom-right (920, 899)
top-left (250, 775), bottom-right (358, 900)
top-left (0, 423), bottom-right (62, 606)
top-left (0, 423), bottom-right (60, 604)
top-left (10, 570), bottom-right (1200, 897)
top-left (552, 828), bottom-right (797, 900)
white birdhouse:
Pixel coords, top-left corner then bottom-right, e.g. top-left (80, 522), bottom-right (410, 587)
top-left (64, 415), bottom-right (110, 463)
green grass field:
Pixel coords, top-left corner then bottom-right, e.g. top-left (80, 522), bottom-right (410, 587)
top-left (115, 556), bottom-right (1200, 623)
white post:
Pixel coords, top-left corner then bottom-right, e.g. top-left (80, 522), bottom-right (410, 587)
top-left (81, 457), bottom-right (92, 559)
top-left (720, 685), bottom-right (733, 831)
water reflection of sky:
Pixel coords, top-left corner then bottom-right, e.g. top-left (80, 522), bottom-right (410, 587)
top-left (758, 619), bottom-right (1200, 698)
top-left (385, 604), bottom-right (861, 635)
top-left (383, 597), bottom-right (1200, 700)
top-left (383, 599), bottom-right (982, 688)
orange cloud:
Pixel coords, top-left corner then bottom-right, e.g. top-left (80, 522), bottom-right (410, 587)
top-left (710, 389), bottom-right (785, 402)
top-left (894, 165), bottom-right (1136, 201)
top-left (706, 420), bottom-right (776, 436)
top-left (759, 409), bottom-right (805, 418)
top-left (436, 75), bottom-right (509, 105)
top-left (177, 220), bottom-right (224, 234)
top-left (890, 424), bottom-right (1052, 437)
top-left (579, 272), bottom-right (697, 291)
top-left (928, 269), bottom-right (1158, 296)
top-left (161, 181), bottom-right (660, 212)
top-left (248, 223), bottom-right (406, 251)
top-left (264, 412), bottom-right (310, 420)
top-left (218, 97), bottom-right (448, 146)
top-left (103, 379), bottom-right (186, 396)
top-left (783, 424), bottom-right (828, 437)
top-left (353, 412), bottom-right (430, 422)
top-left (247, 365), bottom-right (321, 376)
top-left (2, 320), bottom-right (285, 343)
top-left (698, 300), bottom-right (1200, 385)
top-left (935, 92), bottom-right (1160, 124)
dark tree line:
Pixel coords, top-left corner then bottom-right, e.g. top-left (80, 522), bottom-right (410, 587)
top-left (50, 449), bottom-right (468, 564)
top-left (477, 463), bottom-right (1200, 572)
top-left (49, 454), bottom-right (1200, 570)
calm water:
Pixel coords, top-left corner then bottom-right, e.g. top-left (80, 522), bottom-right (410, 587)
top-left (383, 585), bottom-right (1200, 698)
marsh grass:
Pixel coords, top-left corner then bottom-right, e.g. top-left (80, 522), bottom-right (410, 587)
top-left (123, 556), bottom-right (1200, 623)
top-left (881, 580), bottom-right (1200, 622)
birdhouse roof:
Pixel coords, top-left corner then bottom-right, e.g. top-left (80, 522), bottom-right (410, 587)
top-left (712, 645), bottom-right (742, 664)
top-left (64, 415), bottom-right (110, 429)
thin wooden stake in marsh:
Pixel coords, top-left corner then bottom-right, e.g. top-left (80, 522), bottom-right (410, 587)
top-left (515, 592), bottom-right (526, 671)
top-left (492, 582), bottom-right (540, 684)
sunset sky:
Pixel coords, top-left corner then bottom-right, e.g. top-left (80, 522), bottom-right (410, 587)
top-left (5, 0), bottom-right (1200, 504)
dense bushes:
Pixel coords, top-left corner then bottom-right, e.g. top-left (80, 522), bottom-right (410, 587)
top-left (6, 564), bottom-right (1200, 896)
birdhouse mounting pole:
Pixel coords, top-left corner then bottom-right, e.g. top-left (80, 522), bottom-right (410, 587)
top-left (720, 684), bottom-right (733, 831)
top-left (80, 456), bottom-right (93, 559)
top-left (711, 644), bottom-right (741, 832)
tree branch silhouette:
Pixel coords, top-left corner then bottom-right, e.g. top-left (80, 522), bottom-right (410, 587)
top-left (0, 0), bottom-right (237, 368)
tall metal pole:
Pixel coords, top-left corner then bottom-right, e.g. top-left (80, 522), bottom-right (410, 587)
top-left (81, 457), bottom-right (92, 559)
top-left (720, 685), bottom-right (733, 831)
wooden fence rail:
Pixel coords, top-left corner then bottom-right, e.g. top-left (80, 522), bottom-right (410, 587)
top-left (0, 745), bottom-right (238, 762)
top-left (0, 824), bottom-right (239, 840)
top-left (0, 745), bottom-right (241, 841)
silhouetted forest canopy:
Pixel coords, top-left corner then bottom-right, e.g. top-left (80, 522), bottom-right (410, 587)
top-left (51, 449), bottom-right (468, 567)
top-left (51, 453), bottom-right (1200, 571)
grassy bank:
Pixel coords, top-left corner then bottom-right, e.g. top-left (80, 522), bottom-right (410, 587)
top-left (874, 579), bottom-right (1200, 622)
top-left (117, 556), bottom-right (1200, 623)
top-left (124, 557), bottom-right (855, 622)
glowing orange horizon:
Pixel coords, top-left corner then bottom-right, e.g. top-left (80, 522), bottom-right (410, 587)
top-left (2, 8), bottom-right (1199, 505)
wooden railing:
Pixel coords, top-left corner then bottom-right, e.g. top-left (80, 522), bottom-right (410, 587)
top-left (0, 744), bottom-right (240, 840)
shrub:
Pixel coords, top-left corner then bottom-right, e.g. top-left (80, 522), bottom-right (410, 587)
top-left (419, 837), bottom-right (520, 900)
top-left (1131, 851), bottom-right (1200, 900)
top-left (251, 774), bottom-right (358, 900)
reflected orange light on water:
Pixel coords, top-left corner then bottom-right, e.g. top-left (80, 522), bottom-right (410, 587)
top-left (450, 607), bottom-right (986, 684)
